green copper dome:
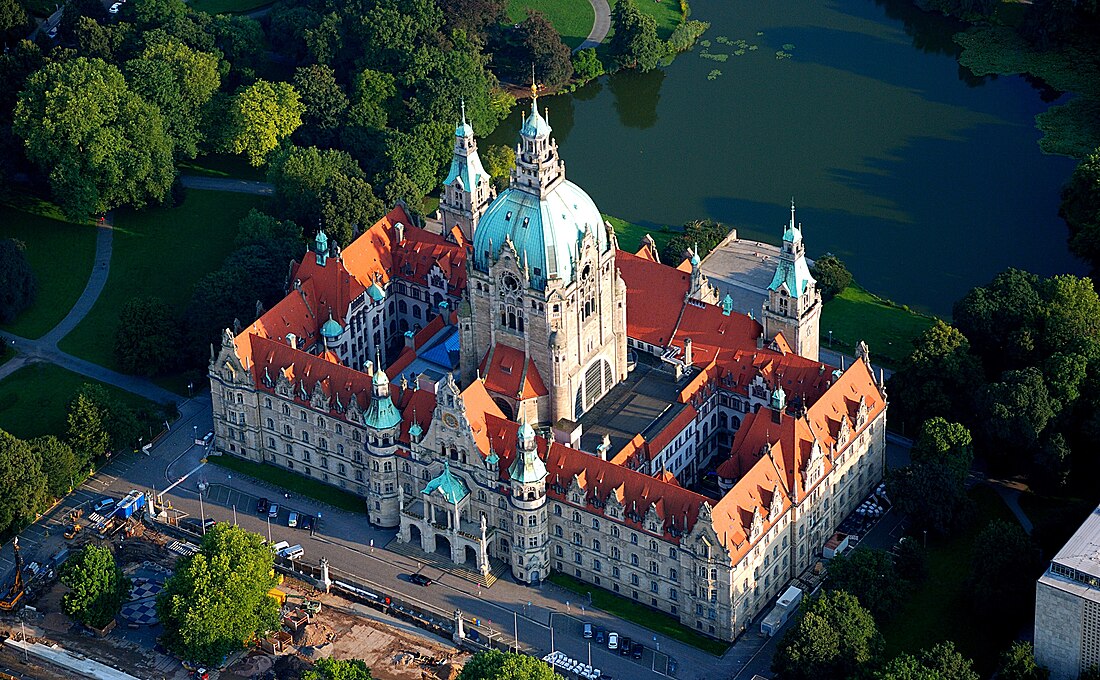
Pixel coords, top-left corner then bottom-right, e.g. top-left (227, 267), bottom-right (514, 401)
top-left (367, 281), bottom-right (385, 302)
top-left (472, 182), bottom-right (606, 289)
top-left (422, 461), bottom-right (469, 504)
top-left (320, 316), bottom-right (343, 338)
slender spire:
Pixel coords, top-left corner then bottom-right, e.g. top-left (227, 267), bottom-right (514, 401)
top-left (461, 98), bottom-right (467, 126)
top-left (790, 197), bottom-right (796, 229)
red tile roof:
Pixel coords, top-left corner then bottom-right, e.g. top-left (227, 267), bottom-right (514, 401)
top-left (616, 249), bottom-right (691, 347)
top-left (478, 343), bottom-right (549, 400)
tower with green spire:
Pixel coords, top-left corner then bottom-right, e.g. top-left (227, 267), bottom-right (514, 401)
top-left (762, 200), bottom-right (821, 361)
top-left (508, 412), bottom-right (549, 584)
top-left (364, 358), bottom-right (402, 527)
top-left (440, 100), bottom-right (495, 241)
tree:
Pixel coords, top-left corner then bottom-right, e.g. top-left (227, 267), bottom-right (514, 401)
top-left (572, 48), bottom-right (604, 82)
top-left (437, 0), bottom-right (505, 35)
top-left (303, 658), bottom-right (373, 680)
top-left (225, 80), bottom-right (304, 166)
top-left (120, 0), bottom-right (189, 30)
top-left (13, 57), bottom-right (175, 217)
top-left (235, 209), bottom-right (303, 258)
top-left (114, 296), bottom-right (179, 376)
top-left (207, 14), bottom-right (265, 86)
top-left (809, 254), bottom-right (853, 302)
top-left (661, 219), bottom-right (730, 265)
top-left (888, 418), bottom-right (973, 535)
top-left (28, 435), bottom-right (82, 499)
top-left (480, 144), bottom-right (515, 192)
top-left (953, 268), bottom-right (1044, 375)
top-left (887, 320), bottom-right (983, 434)
top-left (997, 642), bottom-right (1049, 680)
top-left (66, 391), bottom-right (111, 465)
top-left (72, 384), bottom-right (144, 455)
top-left (825, 548), bottom-right (906, 621)
top-left (608, 0), bottom-right (663, 72)
top-left (60, 545), bottom-right (131, 630)
top-left (157, 524), bottom-right (280, 665)
top-left (773, 591), bottom-right (883, 680)
top-left (978, 367), bottom-right (1055, 458)
top-left (521, 10), bottom-right (573, 90)
top-left (347, 69), bottom-right (396, 131)
top-left (879, 641), bottom-right (978, 680)
top-left (967, 519), bottom-right (1039, 620)
top-left (893, 536), bottom-right (928, 584)
top-left (0, 239), bottom-right (36, 324)
top-left (1033, 431), bottom-right (1071, 491)
top-left (126, 39), bottom-right (221, 159)
top-left (0, 430), bottom-right (47, 536)
top-left (0, 0), bottom-right (27, 40)
top-left (293, 64), bottom-right (348, 148)
top-left (72, 17), bottom-right (131, 62)
top-left (457, 650), bottom-right (559, 680)
top-left (1061, 147), bottom-right (1100, 272)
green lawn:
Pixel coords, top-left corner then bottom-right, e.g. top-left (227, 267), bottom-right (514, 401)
top-left (0, 198), bottom-right (98, 339)
top-left (0, 362), bottom-right (158, 440)
top-left (547, 571), bottom-right (731, 655)
top-left (507, 0), bottom-right (595, 48)
top-left (59, 190), bottom-right (266, 371)
top-left (177, 153), bottom-right (269, 181)
top-left (880, 485), bottom-right (1028, 676)
top-left (821, 284), bottom-right (937, 368)
top-left (208, 455), bottom-right (367, 514)
top-left (603, 214), bottom-right (677, 254)
top-left (621, 0), bottom-right (682, 40)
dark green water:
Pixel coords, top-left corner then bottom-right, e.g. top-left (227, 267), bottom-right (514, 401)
top-left (485, 0), bottom-right (1084, 316)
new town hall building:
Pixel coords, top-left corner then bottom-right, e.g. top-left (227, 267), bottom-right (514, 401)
top-left (209, 92), bottom-right (888, 641)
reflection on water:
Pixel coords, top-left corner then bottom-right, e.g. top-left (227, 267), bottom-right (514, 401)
top-left (483, 0), bottom-right (1084, 315)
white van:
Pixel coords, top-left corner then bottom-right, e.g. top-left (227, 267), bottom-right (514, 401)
top-left (282, 545), bottom-right (304, 561)
top-left (271, 541), bottom-right (290, 554)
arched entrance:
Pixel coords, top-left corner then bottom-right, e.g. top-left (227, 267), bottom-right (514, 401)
top-left (464, 545), bottom-right (478, 568)
top-left (574, 357), bottom-right (614, 417)
top-left (530, 571), bottom-right (541, 586)
top-left (409, 524), bottom-right (423, 550)
top-left (493, 397), bottom-right (514, 420)
top-left (435, 534), bottom-right (451, 557)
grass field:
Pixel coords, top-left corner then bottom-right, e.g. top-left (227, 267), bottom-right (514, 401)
top-left (177, 153), bottom-right (269, 181)
top-left (0, 362), bottom-right (158, 440)
top-left (603, 214), bottom-right (677, 254)
top-left (507, 0), bottom-right (595, 49)
top-left (0, 199), bottom-right (98, 340)
top-left (59, 190), bottom-right (266, 371)
top-left (547, 571), bottom-right (731, 655)
top-left (821, 284), bottom-right (937, 368)
top-left (881, 485), bottom-right (1028, 676)
top-left (209, 455), bottom-right (367, 514)
top-left (620, 0), bottom-right (682, 40)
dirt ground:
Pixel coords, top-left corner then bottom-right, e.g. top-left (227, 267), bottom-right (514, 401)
top-left (221, 577), bottom-right (470, 680)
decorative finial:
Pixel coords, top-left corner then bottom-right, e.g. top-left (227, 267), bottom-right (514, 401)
top-left (460, 98), bottom-right (467, 125)
top-left (531, 64), bottom-right (537, 100)
top-left (790, 197), bottom-right (796, 228)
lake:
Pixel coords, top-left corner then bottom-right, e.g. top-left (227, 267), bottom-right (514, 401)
top-left (484, 0), bottom-right (1084, 316)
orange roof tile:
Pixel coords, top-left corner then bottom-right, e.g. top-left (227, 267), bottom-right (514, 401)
top-left (616, 249), bottom-right (691, 347)
top-left (478, 343), bottom-right (549, 400)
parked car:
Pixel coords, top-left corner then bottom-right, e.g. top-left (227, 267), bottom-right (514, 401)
top-left (582, 622), bottom-right (593, 639)
top-left (268, 504), bottom-right (279, 518)
top-left (203, 518), bottom-right (216, 531)
top-left (409, 574), bottom-right (432, 586)
top-left (93, 498), bottom-right (115, 513)
top-left (619, 637), bottom-right (632, 656)
top-left (288, 511), bottom-right (298, 528)
top-left (256, 498), bottom-right (269, 514)
top-left (607, 632), bottom-right (619, 651)
top-left (300, 515), bottom-right (313, 531)
top-left (595, 628), bottom-right (605, 644)
top-left (108, 3), bottom-right (121, 12)
top-left (631, 642), bottom-right (643, 659)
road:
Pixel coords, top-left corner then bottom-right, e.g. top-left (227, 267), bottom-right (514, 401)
top-left (575, 0), bottom-right (610, 52)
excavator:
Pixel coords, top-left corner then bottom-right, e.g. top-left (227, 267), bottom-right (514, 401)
top-left (0, 538), bottom-right (26, 611)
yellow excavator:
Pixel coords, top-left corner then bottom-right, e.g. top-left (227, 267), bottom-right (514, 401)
top-left (0, 538), bottom-right (26, 611)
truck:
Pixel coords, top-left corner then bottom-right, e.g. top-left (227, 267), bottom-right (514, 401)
top-left (760, 586), bottom-right (804, 636)
top-left (114, 490), bottom-right (146, 519)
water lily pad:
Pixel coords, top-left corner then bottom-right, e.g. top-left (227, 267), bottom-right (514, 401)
top-left (700, 39), bottom-right (711, 47)
top-left (756, 31), bottom-right (764, 36)
top-left (782, 43), bottom-right (796, 50)
top-left (734, 49), bottom-right (746, 56)
top-left (749, 45), bottom-right (758, 50)
top-left (707, 69), bottom-right (722, 80)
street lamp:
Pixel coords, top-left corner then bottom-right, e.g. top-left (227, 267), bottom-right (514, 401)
top-left (829, 330), bottom-right (833, 347)
top-left (198, 490), bottom-right (206, 535)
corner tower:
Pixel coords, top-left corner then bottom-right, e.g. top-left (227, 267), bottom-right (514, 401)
top-left (439, 102), bottom-right (495, 241)
top-left (508, 415), bottom-right (548, 584)
top-left (762, 201), bottom-right (821, 361)
top-left (460, 85), bottom-right (627, 424)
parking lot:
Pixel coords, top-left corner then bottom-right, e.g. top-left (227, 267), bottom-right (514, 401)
top-left (196, 483), bottom-right (324, 539)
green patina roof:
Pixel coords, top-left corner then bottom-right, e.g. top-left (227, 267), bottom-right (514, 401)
top-left (367, 281), bottom-right (385, 302)
top-left (321, 316), bottom-right (343, 338)
top-left (422, 461), bottom-right (469, 504)
top-left (364, 370), bottom-right (401, 429)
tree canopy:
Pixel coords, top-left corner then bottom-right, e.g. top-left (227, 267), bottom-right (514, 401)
top-left (61, 545), bottom-right (131, 630)
top-left (888, 417), bottom-right (973, 535)
top-left (809, 254), bottom-right (853, 301)
top-left (878, 641), bottom-right (979, 680)
top-left (0, 430), bottom-right (48, 536)
top-left (773, 590), bottom-right (883, 680)
top-left (303, 658), bottom-right (374, 680)
top-left (609, 0), bottom-right (664, 72)
top-left (966, 519), bottom-right (1040, 620)
top-left (457, 650), bottom-right (559, 680)
top-left (13, 57), bottom-right (175, 217)
top-left (997, 642), bottom-right (1050, 680)
top-left (115, 296), bottom-right (180, 376)
top-left (1062, 147), bottom-right (1100, 273)
top-left (157, 524), bottom-right (280, 665)
top-left (225, 80), bottom-right (304, 166)
top-left (825, 547), bottom-right (907, 621)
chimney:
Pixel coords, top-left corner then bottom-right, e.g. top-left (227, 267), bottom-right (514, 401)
top-left (684, 338), bottom-right (693, 366)
top-left (365, 360), bottom-right (374, 377)
top-left (772, 408), bottom-right (783, 425)
top-left (287, 333), bottom-right (297, 350)
top-left (404, 329), bottom-right (416, 349)
top-left (756, 333), bottom-right (764, 350)
top-left (395, 222), bottom-right (406, 244)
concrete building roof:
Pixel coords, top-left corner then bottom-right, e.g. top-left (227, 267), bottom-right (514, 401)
top-left (1041, 505), bottom-right (1100, 600)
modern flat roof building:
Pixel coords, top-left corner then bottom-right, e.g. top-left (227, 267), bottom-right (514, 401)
top-left (1036, 505), bottom-right (1100, 680)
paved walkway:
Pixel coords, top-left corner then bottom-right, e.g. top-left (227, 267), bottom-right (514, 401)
top-left (0, 214), bottom-right (179, 405)
top-left (576, 0), bottom-right (611, 52)
top-left (179, 175), bottom-right (274, 195)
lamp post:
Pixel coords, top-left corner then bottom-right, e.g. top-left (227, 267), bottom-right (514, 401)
top-left (828, 330), bottom-right (833, 347)
top-left (266, 514), bottom-right (271, 542)
top-left (513, 611), bottom-right (518, 653)
top-left (198, 490), bottom-right (206, 535)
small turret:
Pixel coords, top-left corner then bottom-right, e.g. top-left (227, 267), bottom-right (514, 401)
top-left (315, 231), bottom-right (329, 266)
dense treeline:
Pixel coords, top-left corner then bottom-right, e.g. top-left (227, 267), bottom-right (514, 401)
top-left (0, 384), bottom-right (168, 539)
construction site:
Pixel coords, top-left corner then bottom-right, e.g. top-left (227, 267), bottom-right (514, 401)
top-left (0, 501), bottom-right (471, 680)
